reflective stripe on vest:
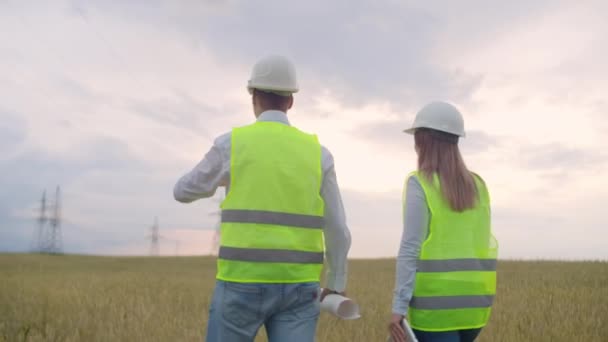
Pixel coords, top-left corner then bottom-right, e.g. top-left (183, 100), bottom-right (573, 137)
top-left (217, 121), bottom-right (325, 283)
top-left (221, 209), bottom-right (324, 229)
top-left (410, 295), bottom-right (495, 310)
top-left (219, 246), bottom-right (324, 264)
top-left (408, 171), bottom-right (498, 332)
top-left (417, 258), bottom-right (497, 272)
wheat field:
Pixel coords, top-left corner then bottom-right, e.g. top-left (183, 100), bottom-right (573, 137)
top-left (1, 254), bottom-right (606, 342)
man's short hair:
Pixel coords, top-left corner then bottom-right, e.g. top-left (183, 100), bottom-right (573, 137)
top-left (253, 89), bottom-right (292, 111)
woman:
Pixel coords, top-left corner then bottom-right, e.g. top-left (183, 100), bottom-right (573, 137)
top-left (388, 102), bottom-right (498, 342)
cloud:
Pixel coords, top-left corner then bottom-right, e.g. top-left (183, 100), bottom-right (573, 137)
top-left (61, 0), bottom-right (488, 109)
top-left (350, 119), bottom-right (413, 152)
top-left (492, 203), bottom-right (608, 260)
top-left (520, 143), bottom-right (608, 171)
top-left (459, 130), bottom-right (502, 155)
top-left (0, 136), bottom-right (140, 246)
top-left (0, 109), bottom-right (27, 155)
top-left (0, 136), bottom-right (139, 219)
top-left (128, 89), bottom-right (224, 137)
top-left (54, 76), bottom-right (105, 103)
top-left (340, 189), bottom-right (402, 258)
top-left (194, 1), bottom-right (487, 107)
top-left (352, 117), bottom-right (502, 156)
top-left (0, 134), bottom-right (224, 254)
top-left (1, 1), bottom-right (607, 260)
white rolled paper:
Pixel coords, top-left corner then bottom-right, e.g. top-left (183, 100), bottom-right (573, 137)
top-left (318, 289), bottom-right (361, 320)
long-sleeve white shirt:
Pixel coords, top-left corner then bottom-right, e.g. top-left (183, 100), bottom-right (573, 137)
top-left (173, 110), bottom-right (351, 291)
top-left (392, 175), bottom-right (428, 315)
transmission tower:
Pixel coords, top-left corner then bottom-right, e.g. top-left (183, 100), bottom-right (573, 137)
top-left (149, 217), bottom-right (160, 256)
top-left (146, 217), bottom-right (183, 256)
top-left (35, 186), bottom-right (63, 254)
top-left (32, 190), bottom-right (47, 252)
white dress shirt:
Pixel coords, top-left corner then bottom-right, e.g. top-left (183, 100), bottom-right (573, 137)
top-left (174, 110), bottom-right (351, 291)
top-left (392, 175), bottom-right (428, 315)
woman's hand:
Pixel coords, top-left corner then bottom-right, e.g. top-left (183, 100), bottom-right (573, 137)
top-left (388, 313), bottom-right (407, 342)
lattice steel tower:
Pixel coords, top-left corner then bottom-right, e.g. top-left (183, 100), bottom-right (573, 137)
top-left (35, 186), bottom-right (63, 254)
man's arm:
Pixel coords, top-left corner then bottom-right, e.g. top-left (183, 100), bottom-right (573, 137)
top-left (320, 148), bottom-right (351, 292)
top-left (173, 136), bottom-right (229, 203)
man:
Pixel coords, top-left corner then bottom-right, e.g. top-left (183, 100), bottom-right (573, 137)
top-left (174, 55), bottom-right (351, 342)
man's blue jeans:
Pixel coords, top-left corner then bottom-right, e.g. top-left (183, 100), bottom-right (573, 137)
top-left (205, 280), bottom-right (320, 342)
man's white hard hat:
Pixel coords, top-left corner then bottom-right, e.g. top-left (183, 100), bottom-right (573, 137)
top-left (247, 55), bottom-right (299, 97)
top-left (404, 101), bottom-right (466, 137)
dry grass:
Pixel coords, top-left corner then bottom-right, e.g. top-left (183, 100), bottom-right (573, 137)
top-left (1, 255), bottom-right (606, 341)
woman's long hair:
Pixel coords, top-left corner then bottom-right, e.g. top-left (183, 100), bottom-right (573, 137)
top-left (415, 128), bottom-right (477, 211)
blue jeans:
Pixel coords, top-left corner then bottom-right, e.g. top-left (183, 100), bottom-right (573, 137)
top-left (413, 328), bottom-right (482, 342)
top-left (205, 280), bottom-right (320, 342)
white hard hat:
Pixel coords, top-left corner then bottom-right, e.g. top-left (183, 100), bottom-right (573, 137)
top-left (403, 101), bottom-right (466, 137)
top-left (247, 55), bottom-right (299, 97)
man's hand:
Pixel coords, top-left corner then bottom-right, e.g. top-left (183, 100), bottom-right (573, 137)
top-left (319, 288), bottom-right (346, 302)
top-left (388, 313), bottom-right (408, 342)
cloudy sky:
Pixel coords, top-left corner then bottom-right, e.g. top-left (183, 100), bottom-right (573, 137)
top-left (1, 0), bottom-right (607, 259)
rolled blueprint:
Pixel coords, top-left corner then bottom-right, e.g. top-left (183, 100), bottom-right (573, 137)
top-left (319, 289), bottom-right (361, 320)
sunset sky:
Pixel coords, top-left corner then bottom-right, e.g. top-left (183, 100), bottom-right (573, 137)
top-left (1, 1), bottom-right (607, 259)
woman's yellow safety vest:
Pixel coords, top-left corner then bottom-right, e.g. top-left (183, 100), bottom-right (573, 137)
top-left (217, 121), bottom-right (325, 283)
top-left (408, 171), bottom-right (498, 331)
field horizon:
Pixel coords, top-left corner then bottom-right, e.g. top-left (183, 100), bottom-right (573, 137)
top-left (3, 252), bottom-right (606, 262)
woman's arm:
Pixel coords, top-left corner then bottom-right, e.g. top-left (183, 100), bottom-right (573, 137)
top-left (392, 175), bottom-right (429, 316)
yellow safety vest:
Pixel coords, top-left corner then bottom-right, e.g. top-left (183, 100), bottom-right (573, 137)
top-left (217, 121), bottom-right (325, 283)
top-left (408, 171), bottom-right (498, 331)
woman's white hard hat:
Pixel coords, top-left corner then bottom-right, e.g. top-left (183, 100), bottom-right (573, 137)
top-left (404, 101), bottom-right (466, 137)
